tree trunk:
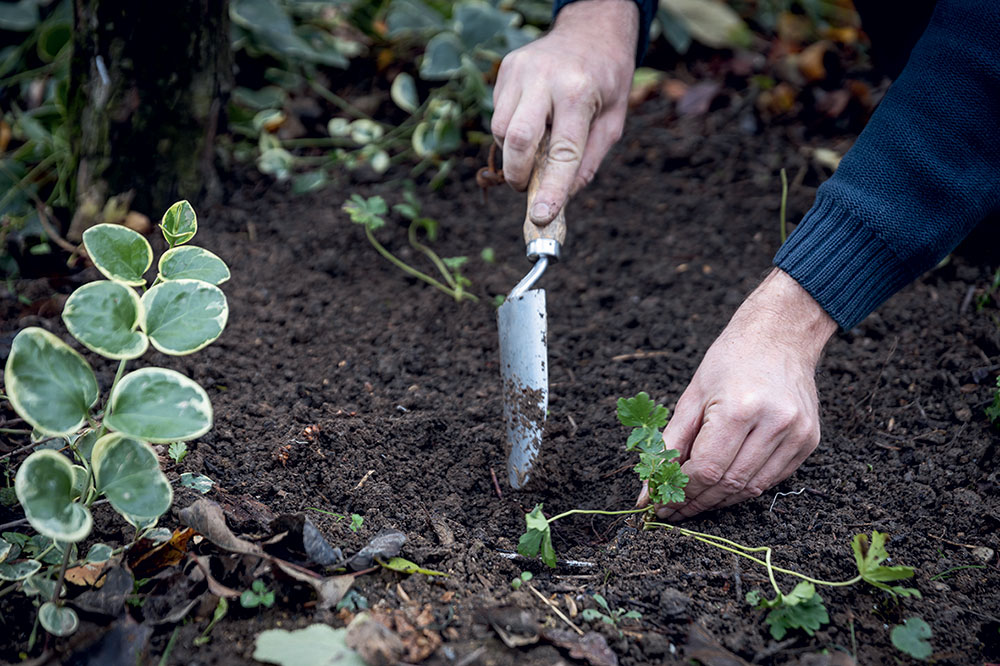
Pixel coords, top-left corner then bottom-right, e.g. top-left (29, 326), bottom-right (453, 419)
top-left (68, 0), bottom-right (232, 238)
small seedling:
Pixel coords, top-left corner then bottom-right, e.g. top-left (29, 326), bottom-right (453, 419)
top-left (986, 377), bottom-right (1000, 424)
top-left (617, 392), bottom-right (688, 504)
top-left (975, 267), bottom-right (1000, 312)
top-left (241, 579), bottom-right (276, 609)
top-left (193, 597), bottom-right (229, 646)
top-left (343, 193), bottom-right (477, 302)
top-left (306, 507), bottom-right (364, 532)
top-left (581, 594), bottom-right (642, 634)
top-left (510, 571), bottom-right (532, 590)
top-left (891, 617), bottom-right (933, 660)
top-left (168, 442), bottom-right (188, 465)
top-left (336, 589), bottom-right (369, 613)
top-left (747, 581), bottom-right (829, 640)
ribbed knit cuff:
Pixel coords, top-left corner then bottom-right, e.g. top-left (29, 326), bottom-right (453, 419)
top-left (773, 194), bottom-right (912, 330)
top-left (552, 0), bottom-right (654, 65)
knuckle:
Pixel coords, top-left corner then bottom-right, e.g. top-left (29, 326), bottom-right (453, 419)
top-left (772, 406), bottom-right (799, 431)
top-left (504, 125), bottom-right (534, 152)
top-left (742, 483), bottom-right (766, 498)
top-left (547, 138), bottom-right (583, 165)
top-left (719, 473), bottom-right (749, 494)
top-left (690, 462), bottom-right (725, 487)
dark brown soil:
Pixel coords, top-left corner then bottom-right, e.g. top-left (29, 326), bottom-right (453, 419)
top-left (2, 95), bottom-right (999, 666)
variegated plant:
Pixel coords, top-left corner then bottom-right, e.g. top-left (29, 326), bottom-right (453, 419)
top-left (2, 200), bottom-right (229, 637)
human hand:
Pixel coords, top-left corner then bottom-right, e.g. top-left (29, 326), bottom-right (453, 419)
top-left (491, 0), bottom-right (638, 225)
top-left (655, 269), bottom-right (837, 521)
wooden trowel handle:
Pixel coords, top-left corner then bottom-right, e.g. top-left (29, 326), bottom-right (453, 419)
top-left (523, 135), bottom-right (567, 248)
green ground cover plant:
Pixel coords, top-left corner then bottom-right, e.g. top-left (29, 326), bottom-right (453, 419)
top-left (517, 392), bottom-right (922, 642)
top-left (1, 201), bottom-right (228, 639)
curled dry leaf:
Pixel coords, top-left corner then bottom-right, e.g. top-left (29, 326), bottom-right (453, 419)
top-left (543, 629), bottom-right (618, 666)
top-left (347, 528), bottom-right (406, 570)
top-left (72, 566), bottom-right (134, 617)
top-left (179, 499), bottom-right (263, 556)
top-left (345, 612), bottom-right (405, 666)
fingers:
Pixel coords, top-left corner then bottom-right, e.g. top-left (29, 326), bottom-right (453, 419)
top-left (716, 428), bottom-right (819, 510)
top-left (493, 87), bottom-right (549, 193)
top-left (571, 104), bottom-right (626, 195)
top-left (660, 391), bottom-right (703, 463)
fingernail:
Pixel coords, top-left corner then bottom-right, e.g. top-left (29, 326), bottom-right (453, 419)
top-left (530, 202), bottom-right (550, 223)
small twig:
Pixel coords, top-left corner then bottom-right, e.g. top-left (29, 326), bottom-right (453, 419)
top-left (353, 470), bottom-right (374, 490)
top-left (36, 205), bottom-right (85, 258)
top-left (455, 647), bottom-right (487, 666)
top-left (489, 467), bottom-right (503, 500)
top-left (928, 533), bottom-right (980, 549)
top-left (860, 337), bottom-right (898, 415)
top-left (600, 463), bottom-right (634, 479)
top-left (611, 350), bottom-right (671, 362)
top-left (732, 555), bottom-right (742, 602)
top-left (526, 583), bottom-right (584, 636)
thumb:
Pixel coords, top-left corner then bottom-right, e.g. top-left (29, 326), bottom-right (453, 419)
top-left (661, 393), bottom-right (703, 463)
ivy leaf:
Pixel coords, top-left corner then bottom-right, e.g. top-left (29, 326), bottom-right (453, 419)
top-left (517, 504), bottom-right (556, 568)
top-left (891, 617), bottom-right (933, 660)
top-left (616, 392), bottom-right (669, 429)
top-left (851, 531), bottom-right (921, 598)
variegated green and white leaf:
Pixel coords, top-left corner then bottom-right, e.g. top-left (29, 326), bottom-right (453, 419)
top-left (140, 279), bottom-right (228, 355)
top-left (82, 224), bottom-right (153, 286)
top-left (0, 538), bottom-right (11, 564)
top-left (157, 246), bottom-right (230, 285)
top-left (0, 559), bottom-right (42, 581)
top-left (92, 434), bottom-right (173, 524)
top-left (39, 601), bottom-right (79, 637)
top-left (61, 280), bottom-right (148, 359)
top-left (5, 328), bottom-right (99, 436)
top-left (104, 368), bottom-right (212, 442)
top-left (161, 200), bottom-right (198, 246)
top-left (70, 465), bottom-right (89, 501)
top-left (14, 450), bottom-right (93, 543)
top-left (86, 543), bottom-right (113, 563)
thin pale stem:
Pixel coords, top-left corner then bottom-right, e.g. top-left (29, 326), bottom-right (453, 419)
top-left (408, 222), bottom-right (458, 290)
top-left (645, 521), bottom-right (863, 588)
top-left (365, 227), bottom-right (475, 302)
top-left (548, 507), bottom-right (647, 523)
top-left (307, 79), bottom-right (379, 123)
top-left (50, 543), bottom-right (72, 606)
top-left (0, 428), bottom-right (31, 435)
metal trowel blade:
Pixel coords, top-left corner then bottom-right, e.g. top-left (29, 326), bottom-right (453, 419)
top-left (497, 288), bottom-right (548, 489)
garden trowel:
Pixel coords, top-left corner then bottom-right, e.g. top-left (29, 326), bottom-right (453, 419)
top-left (498, 142), bottom-right (566, 489)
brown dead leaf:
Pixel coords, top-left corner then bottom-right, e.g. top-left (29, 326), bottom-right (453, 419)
top-left (65, 561), bottom-right (106, 587)
top-left (373, 604), bottom-right (443, 663)
top-left (188, 554), bottom-right (241, 599)
top-left (126, 528), bottom-right (196, 580)
top-left (439, 590), bottom-right (455, 603)
top-left (544, 629), bottom-right (618, 666)
top-left (677, 81), bottom-right (722, 116)
top-left (662, 79), bottom-right (689, 101)
top-left (179, 499), bottom-right (264, 556)
top-left (272, 559), bottom-right (353, 611)
top-left (685, 622), bottom-right (751, 666)
top-left (0, 120), bottom-right (10, 153)
top-left (798, 41), bottom-right (831, 83)
top-left (346, 613), bottom-right (405, 666)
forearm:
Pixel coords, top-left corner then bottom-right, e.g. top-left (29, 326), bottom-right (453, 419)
top-left (775, 0), bottom-right (1000, 329)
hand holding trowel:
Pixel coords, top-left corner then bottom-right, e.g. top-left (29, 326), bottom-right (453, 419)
top-left (498, 139), bottom-right (567, 489)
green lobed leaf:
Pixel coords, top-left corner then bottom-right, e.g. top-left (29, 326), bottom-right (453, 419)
top-left (82, 224), bottom-right (153, 286)
top-left (891, 617), bottom-right (933, 660)
top-left (92, 434), bottom-right (173, 524)
top-left (253, 624), bottom-right (367, 666)
top-left (617, 392), bottom-right (669, 429)
top-left (5, 328), bottom-right (99, 436)
top-left (62, 280), bottom-right (148, 359)
top-left (160, 200), bottom-right (198, 246)
top-left (141, 279), bottom-right (228, 355)
top-left (0, 559), bottom-right (42, 581)
top-left (39, 601), bottom-right (79, 637)
top-left (14, 450), bottom-right (93, 543)
top-left (851, 531), bottom-right (920, 598)
top-left (518, 504), bottom-right (556, 568)
top-left (755, 582), bottom-right (829, 640)
top-left (158, 246), bottom-right (231, 285)
top-left (104, 368), bottom-right (213, 443)
top-left (342, 194), bottom-right (387, 230)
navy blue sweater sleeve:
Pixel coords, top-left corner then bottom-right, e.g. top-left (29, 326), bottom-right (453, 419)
top-left (774, 0), bottom-right (1000, 330)
top-left (552, 0), bottom-right (656, 65)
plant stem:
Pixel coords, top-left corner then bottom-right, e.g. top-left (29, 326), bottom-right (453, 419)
top-left (364, 227), bottom-right (475, 302)
top-left (548, 507), bottom-right (648, 523)
top-left (50, 543), bottom-right (72, 606)
top-left (408, 221), bottom-right (458, 290)
top-left (307, 79), bottom-right (379, 123)
top-left (98, 360), bottom-right (129, 437)
top-left (779, 167), bottom-right (788, 244)
top-left (0, 428), bottom-right (31, 435)
top-left (644, 522), bottom-right (863, 588)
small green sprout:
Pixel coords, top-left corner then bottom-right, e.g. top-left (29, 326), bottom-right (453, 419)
top-left (517, 504), bottom-right (556, 568)
top-left (851, 531), bottom-right (920, 598)
top-left (581, 594), bottom-right (642, 634)
top-left (986, 376), bottom-right (1000, 424)
top-left (510, 571), bottom-right (533, 590)
top-left (168, 442), bottom-right (188, 465)
top-left (241, 579), bottom-right (276, 609)
top-left (344, 193), bottom-right (477, 302)
top-left (306, 507), bottom-right (363, 532)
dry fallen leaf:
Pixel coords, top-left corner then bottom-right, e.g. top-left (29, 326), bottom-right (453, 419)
top-left (345, 612), bottom-right (405, 666)
top-left (373, 604), bottom-right (443, 662)
top-left (179, 499), bottom-right (264, 556)
top-left (65, 561), bottom-right (106, 587)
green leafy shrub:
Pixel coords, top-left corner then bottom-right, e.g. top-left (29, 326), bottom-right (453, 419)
top-left (3, 200), bottom-right (228, 637)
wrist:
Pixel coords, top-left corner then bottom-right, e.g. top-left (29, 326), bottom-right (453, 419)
top-left (552, 0), bottom-right (639, 63)
top-left (734, 268), bottom-right (837, 364)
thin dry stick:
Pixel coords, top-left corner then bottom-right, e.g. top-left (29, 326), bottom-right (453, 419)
top-left (490, 467), bottom-right (503, 500)
top-left (527, 584), bottom-right (584, 636)
top-left (353, 469), bottom-right (374, 490)
top-left (611, 350), bottom-right (671, 362)
top-left (928, 533), bottom-right (980, 550)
